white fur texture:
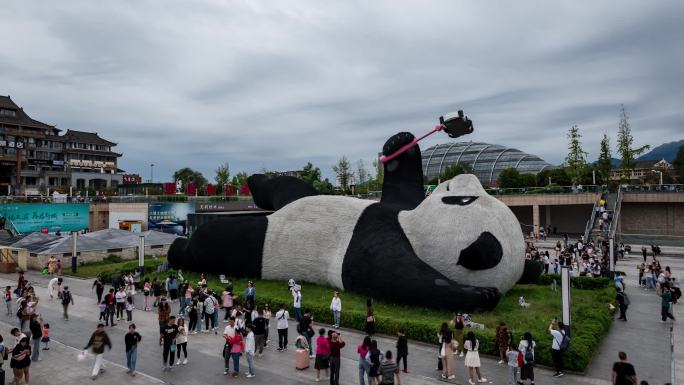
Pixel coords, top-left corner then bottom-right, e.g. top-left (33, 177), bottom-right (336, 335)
top-left (399, 174), bottom-right (525, 292)
top-left (261, 195), bottom-right (374, 289)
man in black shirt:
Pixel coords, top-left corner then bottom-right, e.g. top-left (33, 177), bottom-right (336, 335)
top-left (612, 352), bottom-right (637, 385)
top-left (125, 323), bottom-right (142, 376)
top-left (252, 309), bottom-right (267, 357)
top-left (160, 316), bottom-right (179, 372)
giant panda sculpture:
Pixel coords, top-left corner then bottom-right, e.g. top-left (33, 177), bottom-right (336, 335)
top-left (168, 132), bottom-right (542, 311)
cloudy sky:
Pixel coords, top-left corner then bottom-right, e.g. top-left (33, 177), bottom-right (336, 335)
top-left (1, 1), bottom-right (682, 183)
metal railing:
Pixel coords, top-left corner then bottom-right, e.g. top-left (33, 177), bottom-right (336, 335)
top-left (609, 187), bottom-right (623, 239)
top-left (584, 197), bottom-right (599, 242)
top-left (485, 185), bottom-right (601, 195)
top-left (621, 184), bottom-right (684, 193)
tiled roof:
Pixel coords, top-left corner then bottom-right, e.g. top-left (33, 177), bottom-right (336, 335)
top-left (61, 129), bottom-right (117, 146)
top-left (0, 95), bottom-right (58, 131)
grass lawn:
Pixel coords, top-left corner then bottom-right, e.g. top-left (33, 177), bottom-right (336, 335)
top-left (69, 257), bottom-right (614, 372)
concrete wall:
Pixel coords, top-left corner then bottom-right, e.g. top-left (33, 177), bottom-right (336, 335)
top-left (509, 204), bottom-right (591, 235)
top-left (619, 202), bottom-right (684, 237)
top-left (89, 203), bottom-right (109, 231)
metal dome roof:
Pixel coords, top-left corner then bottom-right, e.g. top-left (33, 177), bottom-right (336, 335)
top-left (421, 142), bottom-right (553, 185)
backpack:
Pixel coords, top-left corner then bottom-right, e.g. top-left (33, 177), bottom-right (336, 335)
top-left (61, 291), bottom-right (71, 305)
top-left (558, 332), bottom-right (570, 352)
top-left (524, 345), bottom-right (534, 363)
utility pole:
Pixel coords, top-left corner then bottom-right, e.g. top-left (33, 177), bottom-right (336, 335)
top-left (150, 163), bottom-right (155, 183)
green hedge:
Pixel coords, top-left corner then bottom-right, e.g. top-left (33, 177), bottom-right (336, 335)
top-left (534, 274), bottom-right (612, 290)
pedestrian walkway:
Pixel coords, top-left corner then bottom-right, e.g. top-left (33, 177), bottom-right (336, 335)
top-left (583, 253), bottom-right (680, 384)
top-left (0, 318), bottom-right (164, 384)
top-left (0, 257), bottom-right (679, 385)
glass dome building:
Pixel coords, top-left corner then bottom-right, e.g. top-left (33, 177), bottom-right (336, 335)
top-left (421, 142), bottom-right (553, 186)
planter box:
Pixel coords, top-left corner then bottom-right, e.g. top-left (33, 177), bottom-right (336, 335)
top-left (0, 262), bottom-right (17, 274)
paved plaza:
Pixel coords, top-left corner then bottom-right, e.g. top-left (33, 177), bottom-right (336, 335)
top-left (0, 247), bottom-right (679, 385)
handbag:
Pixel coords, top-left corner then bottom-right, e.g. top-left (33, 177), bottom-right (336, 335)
top-left (170, 344), bottom-right (177, 352)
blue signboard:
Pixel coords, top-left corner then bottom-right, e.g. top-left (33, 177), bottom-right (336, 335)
top-left (148, 202), bottom-right (195, 235)
top-left (0, 203), bottom-right (90, 233)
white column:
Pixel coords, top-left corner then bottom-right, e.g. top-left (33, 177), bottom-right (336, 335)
top-left (561, 265), bottom-right (571, 327)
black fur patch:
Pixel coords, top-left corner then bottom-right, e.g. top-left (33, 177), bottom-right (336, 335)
top-left (342, 203), bottom-right (500, 311)
top-left (248, 174), bottom-right (318, 211)
top-left (168, 216), bottom-right (267, 278)
top-left (457, 232), bottom-right (503, 270)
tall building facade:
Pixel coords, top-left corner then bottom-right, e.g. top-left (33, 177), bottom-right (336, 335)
top-left (0, 95), bottom-right (123, 195)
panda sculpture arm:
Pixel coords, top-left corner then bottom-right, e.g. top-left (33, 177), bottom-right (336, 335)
top-left (380, 132), bottom-right (426, 210)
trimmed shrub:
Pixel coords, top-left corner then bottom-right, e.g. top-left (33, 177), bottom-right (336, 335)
top-left (533, 274), bottom-right (611, 290)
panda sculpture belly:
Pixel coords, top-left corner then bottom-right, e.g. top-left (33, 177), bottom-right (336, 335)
top-left (261, 195), bottom-right (374, 289)
top-left (168, 132), bottom-right (541, 311)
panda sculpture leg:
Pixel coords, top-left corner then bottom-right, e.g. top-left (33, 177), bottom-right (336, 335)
top-left (247, 174), bottom-right (318, 211)
top-left (168, 216), bottom-right (267, 277)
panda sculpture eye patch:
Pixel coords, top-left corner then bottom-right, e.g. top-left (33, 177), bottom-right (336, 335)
top-left (457, 231), bottom-right (503, 270)
top-left (442, 196), bottom-right (478, 206)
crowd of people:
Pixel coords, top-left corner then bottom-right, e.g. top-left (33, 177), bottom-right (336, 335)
top-left (0, 233), bottom-right (679, 385)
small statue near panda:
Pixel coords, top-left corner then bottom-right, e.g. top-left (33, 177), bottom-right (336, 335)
top-left (169, 131), bottom-right (543, 311)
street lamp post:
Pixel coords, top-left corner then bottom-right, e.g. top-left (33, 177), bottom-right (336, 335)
top-left (138, 234), bottom-right (145, 278)
top-left (150, 163), bottom-right (155, 183)
top-left (560, 265), bottom-right (572, 332)
top-left (71, 231), bottom-right (78, 273)
top-left (651, 170), bottom-right (663, 185)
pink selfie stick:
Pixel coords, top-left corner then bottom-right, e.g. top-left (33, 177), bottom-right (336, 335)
top-left (379, 124), bottom-right (445, 164)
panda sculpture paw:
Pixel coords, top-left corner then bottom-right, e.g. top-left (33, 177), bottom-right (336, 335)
top-left (382, 132), bottom-right (415, 156)
top-left (453, 285), bottom-right (501, 311)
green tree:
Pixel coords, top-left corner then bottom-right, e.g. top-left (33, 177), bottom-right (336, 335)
top-left (230, 171), bottom-right (249, 190)
top-left (301, 162), bottom-right (322, 186)
top-left (367, 159), bottom-right (383, 191)
top-left (673, 145), bottom-right (684, 182)
top-left (356, 159), bottom-right (368, 188)
top-left (172, 167), bottom-right (208, 190)
top-left (332, 156), bottom-right (353, 192)
top-left (519, 173), bottom-right (536, 188)
top-left (617, 105), bottom-right (650, 181)
top-left (597, 134), bottom-right (613, 184)
top-left (565, 125), bottom-right (588, 186)
top-left (313, 178), bottom-right (334, 194)
top-left (215, 162), bottom-right (230, 191)
top-left (497, 168), bottom-right (521, 188)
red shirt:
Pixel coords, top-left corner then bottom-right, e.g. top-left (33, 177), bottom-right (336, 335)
top-left (330, 340), bottom-right (346, 358)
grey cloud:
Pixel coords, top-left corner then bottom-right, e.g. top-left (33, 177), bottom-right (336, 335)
top-left (1, 0), bottom-right (683, 183)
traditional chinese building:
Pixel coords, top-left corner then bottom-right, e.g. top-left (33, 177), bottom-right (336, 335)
top-left (0, 95), bottom-right (124, 195)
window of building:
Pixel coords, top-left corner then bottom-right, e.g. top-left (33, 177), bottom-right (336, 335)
top-left (25, 177), bottom-right (37, 186)
top-left (0, 109), bottom-right (16, 117)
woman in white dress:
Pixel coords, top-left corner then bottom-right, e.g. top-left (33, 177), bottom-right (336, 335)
top-left (464, 331), bottom-right (487, 385)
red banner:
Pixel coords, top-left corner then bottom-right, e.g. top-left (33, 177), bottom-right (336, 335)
top-left (187, 183), bottom-right (197, 196)
top-left (240, 184), bottom-right (250, 196)
top-left (164, 183), bottom-right (176, 195)
top-left (224, 185), bottom-right (234, 196)
top-left (206, 184), bottom-right (216, 196)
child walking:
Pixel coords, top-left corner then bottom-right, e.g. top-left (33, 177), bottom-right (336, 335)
top-left (41, 323), bottom-right (50, 350)
top-left (126, 297), bottom-right (134, 322)
top-left (98, 300), bottom-right (107, 321)
top-left (506, 343), bottom-right (520, 385)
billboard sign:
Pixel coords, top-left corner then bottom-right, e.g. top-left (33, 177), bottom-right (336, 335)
top-left (148, 202), bottom-right (195, 235)
top-left (0, 203), bottom-right (90, 233)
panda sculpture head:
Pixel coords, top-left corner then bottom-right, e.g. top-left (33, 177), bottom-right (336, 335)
top-left (398, 174), bottom-right (524, 293)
